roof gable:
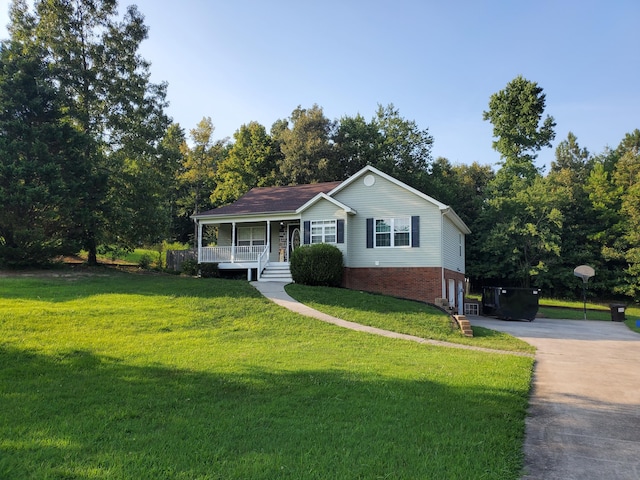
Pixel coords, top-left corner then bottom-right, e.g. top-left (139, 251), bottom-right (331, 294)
top-left (297, 192), bottom-right (356, 215)
top-left (328, 165), bottom-right (470, 234)
top-left (328, 165), bottom-right (447, 209)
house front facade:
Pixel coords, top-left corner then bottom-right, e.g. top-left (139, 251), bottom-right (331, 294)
top-left (192, 166), bottom-right (470, 309)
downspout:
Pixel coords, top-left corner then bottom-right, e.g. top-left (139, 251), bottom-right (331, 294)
top-left (441, 216), bottom-right (445, 296)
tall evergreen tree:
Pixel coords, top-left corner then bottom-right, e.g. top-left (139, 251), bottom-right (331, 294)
top-left (0, 36), bottom-right (85, 266)
top-left (8, 0), bottom-right (169, 264)
top-left (609, 130), bottom-right (640, 299)
top-left (544, 133), bottom-right (598, 296)
top-left (157, 123), bottom-right (189, 242)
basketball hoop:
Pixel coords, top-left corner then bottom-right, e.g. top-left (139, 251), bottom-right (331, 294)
top-left (573, 265), bottom-right (595, 320)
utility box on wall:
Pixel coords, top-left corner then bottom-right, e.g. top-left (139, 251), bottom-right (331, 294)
top-left (481, 287), bottom-right (540, 322)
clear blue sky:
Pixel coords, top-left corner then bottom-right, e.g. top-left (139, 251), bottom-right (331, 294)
top-left (1, 0), bottom-right (639, 171)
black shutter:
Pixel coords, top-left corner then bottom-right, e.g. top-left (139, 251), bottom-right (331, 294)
top-left (366, 218), bottom-right (374, 248)
top-left (411, 216), bottom-right (420, 247)
top-left (303, 221), bottom-right (310, 245)
top-left (337, 219), bottom-right (345, 244)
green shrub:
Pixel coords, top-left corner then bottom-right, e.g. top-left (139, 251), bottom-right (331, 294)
top-left (199, 263), bottom-right (220, 278)
top-left (0, 228), bottom-right (75, 269)
top-left (138, 254), bottom-right (153, 269)
top-left (162, 240), bottom-right (190, 251)
top-left (98, 244), bottom-right (130, 262)
top-left (290, 244), bottom-right (343, 287)
top-left (181, 259), bottom-right (198, 276)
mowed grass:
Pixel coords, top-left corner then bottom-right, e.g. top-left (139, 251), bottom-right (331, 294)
top-left (0, 271), bottom-right (533, 479)
top-left (286, 284), bottom-right (535, 354)
top-left (535, 298), bottom-right (640, 323)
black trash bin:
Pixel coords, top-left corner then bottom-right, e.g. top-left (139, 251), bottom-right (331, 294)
top-left (609, 303), bottom-right (626, 322)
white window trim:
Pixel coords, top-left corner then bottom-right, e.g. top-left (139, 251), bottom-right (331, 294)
top-left (375, 217), bottom-right (411, 248)
top-left (237, 226), bottom-right (266, 246)
top-left (310, 219), bottom-right (337, 244)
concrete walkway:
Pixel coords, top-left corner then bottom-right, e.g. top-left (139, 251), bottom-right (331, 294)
top-left (251, 281), bottom-right (532, 357)
top-left (252, 282), bottom-right (640, 479)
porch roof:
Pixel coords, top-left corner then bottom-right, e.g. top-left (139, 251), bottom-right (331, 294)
top-left (194, 181), bottom-right (342, 219)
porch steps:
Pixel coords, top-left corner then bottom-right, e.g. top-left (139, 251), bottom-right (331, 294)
top-left (259, 262), bottom-right (293, 283)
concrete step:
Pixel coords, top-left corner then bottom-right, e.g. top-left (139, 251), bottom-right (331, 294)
top-left (259, 263), bottom-right (292, 282)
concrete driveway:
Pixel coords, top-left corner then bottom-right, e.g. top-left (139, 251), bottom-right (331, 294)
top-left (469, 316), bottom-right (640, 479)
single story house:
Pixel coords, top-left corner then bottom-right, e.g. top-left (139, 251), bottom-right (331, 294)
top-left (192, 165), bottom-right (471, 309)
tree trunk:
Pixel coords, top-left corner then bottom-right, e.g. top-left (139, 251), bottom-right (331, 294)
top-left (86, 233), bottom-right (98, 266)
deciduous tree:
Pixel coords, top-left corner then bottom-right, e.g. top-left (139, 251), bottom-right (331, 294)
top-left (178, 117), bottom-right (228, 245)
top-left (373, 103), bottom-right (433, 191)
top-left (483, 75), bottom-right (556, 194)
top-left (211, 121), bottom-right (278, 206)
top-left (334, 113), bottom-right (382, 178)
top-left (276, 104), bottom-right (337, 184)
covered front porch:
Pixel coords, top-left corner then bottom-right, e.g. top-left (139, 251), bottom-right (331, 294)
top-left (196, 218), bottom-right (301, 281)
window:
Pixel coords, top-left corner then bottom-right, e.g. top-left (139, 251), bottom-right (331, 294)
top-left (375, 217), bottom-right (410, 247)
top-left (310, 220), bottom-right (336, 244)
top-left (237, 226), bottom-right (265, 246)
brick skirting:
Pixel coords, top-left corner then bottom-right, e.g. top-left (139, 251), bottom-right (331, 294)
top-left (343, 267), bottom-right (465, 305)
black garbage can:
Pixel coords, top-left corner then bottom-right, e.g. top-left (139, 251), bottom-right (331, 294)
top-left (609, 303), bottom-right (626, 322)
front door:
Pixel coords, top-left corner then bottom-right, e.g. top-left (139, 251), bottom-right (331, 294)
top-left (448, 279), bottom-right (456, 309)
top-left (288, 224), bottom-right (300, 261)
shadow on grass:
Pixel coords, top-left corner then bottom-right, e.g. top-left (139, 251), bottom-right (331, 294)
top-left (1, 346), bottom-right (528, 479)
top-left (0, 270), bottom-right (260, 303)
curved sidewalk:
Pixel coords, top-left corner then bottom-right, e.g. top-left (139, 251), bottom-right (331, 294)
top-left (251, 281), bottom-right (533, 358)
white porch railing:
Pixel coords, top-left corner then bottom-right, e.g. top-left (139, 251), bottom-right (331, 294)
top-left (199, 245), bottom-right (266, 263)
top-left (256, 243), bottom-right (270, 281)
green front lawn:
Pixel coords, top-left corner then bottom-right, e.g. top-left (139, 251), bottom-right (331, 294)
top-left (0, 271), bottom-right (533, 479)
top-left (286, 284), bottom-right (535, 354)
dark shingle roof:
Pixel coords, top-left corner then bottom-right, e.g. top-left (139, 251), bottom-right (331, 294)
top-left (197, 181), bottom-right (342, 217)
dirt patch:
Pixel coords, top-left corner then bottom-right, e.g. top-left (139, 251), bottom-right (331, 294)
top-left (0, 256), bottom-right (140, 279)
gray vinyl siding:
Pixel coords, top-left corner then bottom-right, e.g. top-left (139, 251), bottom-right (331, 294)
top-left (301, 199), bottom-right (348, 258)
top-left (332, 172), bottom-right (442, 268)
top-left (443, 216), bottom-right (465, 273)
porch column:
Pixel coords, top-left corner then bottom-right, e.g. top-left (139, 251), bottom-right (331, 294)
top-left (266, 220), bottom-right (271, 252)
top-left (197, 221), bottom-right (203, 263)
top-left (231, 221), bottom-right (236, 262)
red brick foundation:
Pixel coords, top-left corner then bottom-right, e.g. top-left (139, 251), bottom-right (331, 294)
top-left (343, 267), bottom-right (465, 306)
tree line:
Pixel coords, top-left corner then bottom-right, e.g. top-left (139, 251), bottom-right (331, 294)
top-left (1, 1), bottom-right (638, 302)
